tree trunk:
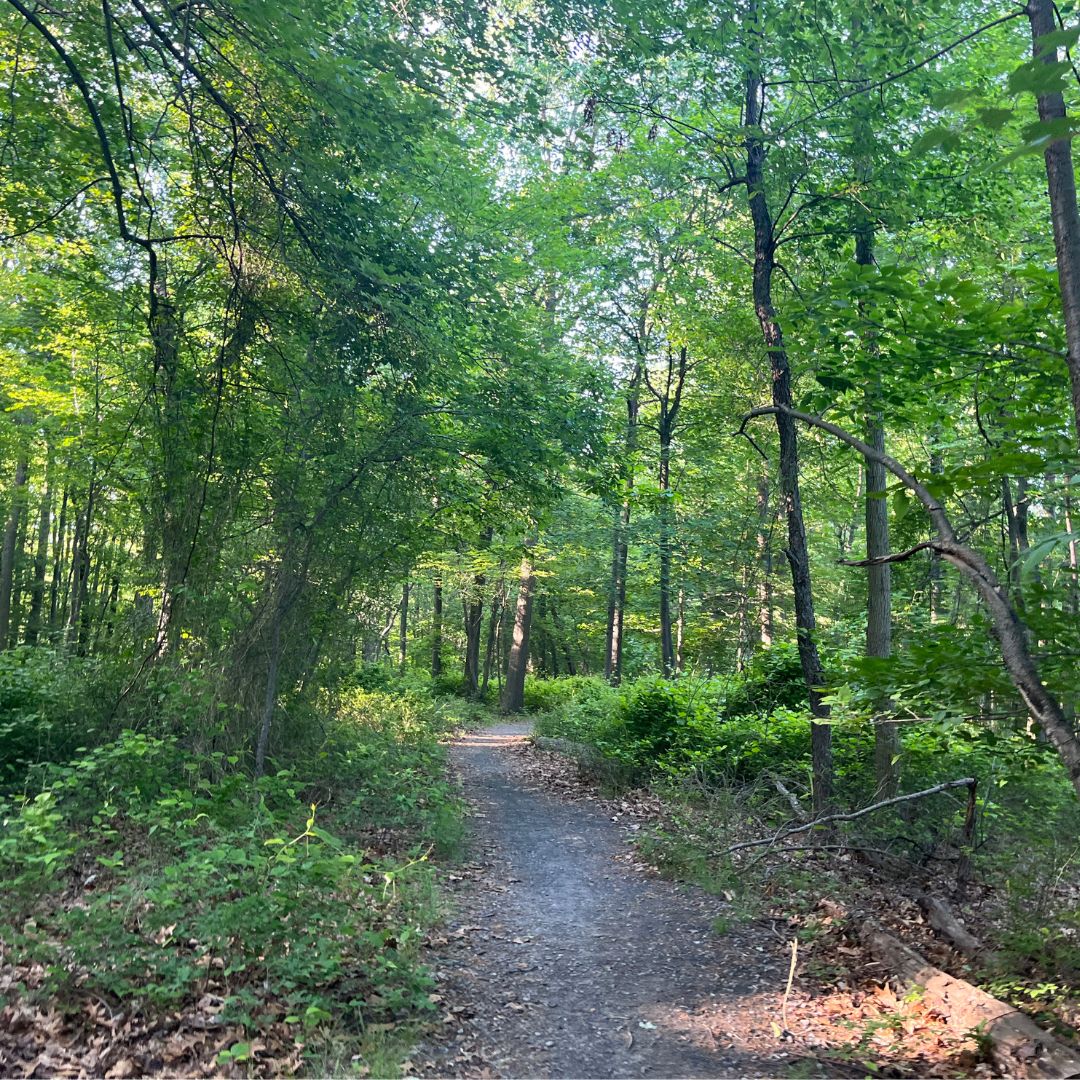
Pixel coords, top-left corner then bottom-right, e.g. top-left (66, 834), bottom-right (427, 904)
top-left (480, 587), bottom-right (503, 698)
top-left (675, 586), bottom-right (685, 673)
top-left (549, 600), bottom-right (575, 674)
top-left (463, 531), bottom-right (492, 697)
top-left (254, 599), bottom-right (283, 777)
top-left (49, 485), bottom-right (68, 632)
top-left (0, 450), bottom-right (29, 646)
top-left (744, 27), bottom-right (833, 815)
top-left (432, 578), bottom-right (443, 677)
top-left (8, 490), bottom-right (30, 648)
top-left (463, 587), bottom-right (484, 697)
top-left (757, 475), bottom-right (774, 647)
top-left (867, 404), bottom-right (898, 798)
top-left (929, 440), bottom-right (945, 619)
top-left (605, 367), bottom-right (641, 684)
top-left (151, 259), bottom-right (188, 656)
top-left (658, 414), bottom-right (677, 675)
top-left (1027, 0), bottom-right (1080, 445)
top-left (856, 211), bottom-right (898, 801)
top-left (25, 473), bottom-right (52, 645)
top-left (502, 555), bottom-right (536, 714)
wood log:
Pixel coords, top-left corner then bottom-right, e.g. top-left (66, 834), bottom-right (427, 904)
top-left (916, 893), bottom-right (985, 957)
top-left (860, 921), bottom-right (1080, 1078)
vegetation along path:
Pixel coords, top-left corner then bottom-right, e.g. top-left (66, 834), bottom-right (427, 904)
top-left (419, 722), bottom-right (792, 1079)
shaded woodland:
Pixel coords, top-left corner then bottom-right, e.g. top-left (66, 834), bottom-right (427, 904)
top-left (1, 0), bottom-right (1079, 1074)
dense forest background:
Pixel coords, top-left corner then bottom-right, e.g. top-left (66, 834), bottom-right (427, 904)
top-left (1, 0), bottom-right (1080, 1074)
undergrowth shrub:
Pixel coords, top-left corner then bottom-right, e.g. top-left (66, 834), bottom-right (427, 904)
top-left (0, 685), bottom-right (461, 1054)
top-left (531, 676), bottom-right (617, 742)
top-left (0, 647), bottom-right (122, 783)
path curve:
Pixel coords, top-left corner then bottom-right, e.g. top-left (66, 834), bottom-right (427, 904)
top-left (420, 722), bottom-right (793, 1079)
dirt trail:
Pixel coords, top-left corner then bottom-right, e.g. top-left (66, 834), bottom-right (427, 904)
top-left (418, 722), bottom-right (794, 1079)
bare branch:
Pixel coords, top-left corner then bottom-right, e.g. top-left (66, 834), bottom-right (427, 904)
top-left (726, 778), bottom-right (977, 856)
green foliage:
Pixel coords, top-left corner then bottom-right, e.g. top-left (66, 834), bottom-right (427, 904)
top-left (0, 691), bottom-right (461, 1047)
top-left (719, 644), bottom-right (809, 719)
top-left (0, 647), bottom-right (120, 783)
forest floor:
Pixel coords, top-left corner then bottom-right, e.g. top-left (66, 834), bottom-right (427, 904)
top-left (414, 722), bottom-right (989, 1079)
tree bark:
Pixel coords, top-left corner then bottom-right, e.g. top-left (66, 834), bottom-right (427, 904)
top-left (929, 439), bottom-right (945, 619)
top-left (8, 488), bottom-right (30, 648)
top-left (398, 581), bottom-right (409, 672)
top-left (502, 555), bottom-right (536, 713)
top-left (655, 347), bottom-right (689, 676)
top-left (757, 475), bottom-right (774, 647)
top-left (744, 20), bottom-right (833, 816)
top-left (432, 577), bottom-right (443, 677)
top-left (49, 485), bottom-right (68, 632)
top-left (463, 586), bottom-right (484, 697)
top-left (856, 208), bottom-right (898, 800)
top-left (605, 365), bottom-right (641, 684)
top-left (0, 450), bottom-right (29, 647)
top-left (658, 415), bottom-right (676, 675)
top-left (254, 598), bottom-right (283, 778)
top-left (25, 470), bottom-right (52, 645)
top-left (480, 586), bottom-right (503, 698)
top-left (463, 530), bottom-right (492, 697)
top-left (1027, 0), bottom-right (1080, 445)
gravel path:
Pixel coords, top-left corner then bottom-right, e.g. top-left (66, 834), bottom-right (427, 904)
top-left (418, 722), bottom-right (794, 1079)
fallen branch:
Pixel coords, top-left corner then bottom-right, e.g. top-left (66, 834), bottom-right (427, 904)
top-left (916, 893), bottom-right (985, 957)
top-left (860, 921), bottom-right (1080, 1078)
top-left (725, 778), bottom-right (976, 855)
top-left (768, 772), bottom-right (807, 820)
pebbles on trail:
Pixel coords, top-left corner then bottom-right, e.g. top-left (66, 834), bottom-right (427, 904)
top-left (415, 723), bottom-right (797, 1080)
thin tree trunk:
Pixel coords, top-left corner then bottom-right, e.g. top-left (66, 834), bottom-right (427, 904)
top-left (867, 403), bottom-right (898, 798)
top-left (254, 600), bottom-right (283, 777)
top-left (856, 197), bottom-right (898, 800)
top-left (49, 485), bottom-right (68, 633)
top-left (930, 439), bottom-right (945, 619)
top-left (675, 585), bottom-right (686, 673)
top-left (432, 578), bottom-right (443, 677)
top-left (1027, 0), bottom-right (1080, 445)
top-left (8, 493), bottom-right (30, 648)
top-left (744, 21), bottom-right (833, 815)
top-left (463, 588), bottom-right (484, 696)
top-left (68, 479), bottom-right (94, 654)
top-left (25, 472), bottom-right (52, 645)
top-left (502, 555), bottom-right (536, 714)
top-left (658, 416), bottom-right (676, 675)
top-left (757, 475), bottom-right (774, 647)
top-left (0, 450), bottom-right (30, 646)
top-left (463, 531), bottom-right (492, 697)
top-left (606, 367), bottom-right (641, 684)
top-left (480, 587), bottom-right (502, 697)
top-left (549, 601), bottom-right (575, 675)
top-left (1066, 492), bottom-right (1079, 618)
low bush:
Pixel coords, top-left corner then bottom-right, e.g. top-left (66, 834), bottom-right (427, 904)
top-left (0, 646), bottom-right (123, 783)
top-left (0, 686), bottom-right (461, 1068)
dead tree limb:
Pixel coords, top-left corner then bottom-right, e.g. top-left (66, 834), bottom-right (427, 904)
top-left (725, 777), bottom-right (976, 855)
top-left (768, 772), bottom-right (807, 820)
top-left (739, 405), bottom-right (1080, 799)
top-left (861, 922), bottom-right (1080, 1077)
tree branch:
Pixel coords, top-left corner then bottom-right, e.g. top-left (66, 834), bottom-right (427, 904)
top-left (726, 778), bottom-right (977, 855)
